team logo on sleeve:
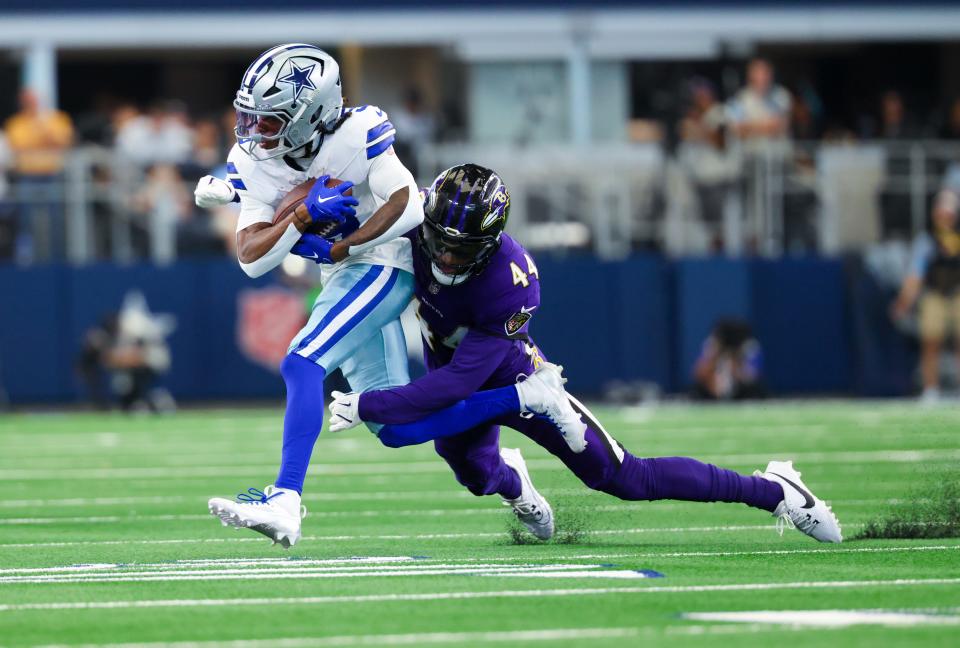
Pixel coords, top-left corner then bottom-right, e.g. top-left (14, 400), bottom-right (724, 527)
top-left (504, 305), bottom-right (535, 336)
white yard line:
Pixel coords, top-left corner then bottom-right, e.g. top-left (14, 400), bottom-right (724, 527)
top-left (0, 557), bottom-right (420, 575)
top-left (0, 563), bottom-right (656, 585)
top-left (0, 491), bottom-right (479, 509)
top-left (2, 578), bottom-right (959, 613)
top-left (0, 515), bottom-right (211, 525)
top-left (682, 609), bottom-right (960, 628)
top-left (0, 524), bottom-right (801, 549)
top-left (426, 544), bottom-right (958, 563)
top-left (5, 544), bottom-right (955, 576)
top-left (25, 628), bottom-right (644, 648)
top-left (1, 448), bottom-right (958, 481)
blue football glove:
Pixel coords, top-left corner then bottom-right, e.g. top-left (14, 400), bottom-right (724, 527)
top-left (306, 174), bottom-right (359, 223)
top-left (290, 233), bottom-right (335, 264)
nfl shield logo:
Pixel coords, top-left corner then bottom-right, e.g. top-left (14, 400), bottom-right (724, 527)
top-left (237, 288), bottom-right (308, 372)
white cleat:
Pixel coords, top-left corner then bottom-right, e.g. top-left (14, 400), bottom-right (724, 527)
top-left (756, 461), bottom-right (842, 543)
top-left (500, 447), bottom-right (554, 541)
top-left (515, 362), bottom-right (588, 453)
top-left (208, 485), bottom-right (306, 548)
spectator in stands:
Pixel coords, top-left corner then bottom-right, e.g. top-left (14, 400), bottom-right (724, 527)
top-left (115, 100), bottom-right (193, 167)
top-left (877, 90), bottom-right (923, 239)
top-left (0, 132), bottom-right (13, 260)
top-left (878, 90), bottom-right (920, 140)
top-left (692, 318), bottom-right (766, 400)
top-left (790, 89), bottom-right (821, 141)
top-left (110, 102), bottom-right (140, 143)
top-left (220, 107), bottom-right (237, 157)
top-left (130, 163), bottom-right (222, 257)
top-left (679, 77), bottom-right (726, 150)
top-left (727, 58), bottom-right (791, 151)
top-left (130, 163), bottom-right (193, 222)
top-left (677, 77), bottom-right (734, 245)
top-left (74, 93), bottom-right (120, 145)
top-left (4, 88), bottom-right (74, 263)
top-left (891, 190), bottom-right (960, 403)
top-left (390, 86), bottom-right (436, 179)
top-left (191, 118), bottom-right (222, 170)
top-left (939, 97), bottom-right (960, 141)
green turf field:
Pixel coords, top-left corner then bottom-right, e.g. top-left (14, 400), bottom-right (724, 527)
top-left (1, 401), bottom-right (959, 647)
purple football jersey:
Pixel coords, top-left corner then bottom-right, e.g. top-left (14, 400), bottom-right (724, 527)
top-left (357, 231), bottom-right (544, 424)
top-left (413, 232), bottom-right (541, 384)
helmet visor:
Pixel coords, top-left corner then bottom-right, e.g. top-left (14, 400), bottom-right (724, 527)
top-left (421, 223), bottom-right (493, 276)
top-left (234, 107), bottom-right (287, 142)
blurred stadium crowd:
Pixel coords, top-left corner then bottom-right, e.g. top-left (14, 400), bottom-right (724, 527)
top-left (0, 82), bottom-right (442, 265)
top-left (3, 21), bottom-right (960, 407)
top-left (2, 55), bottom-right (960, 266)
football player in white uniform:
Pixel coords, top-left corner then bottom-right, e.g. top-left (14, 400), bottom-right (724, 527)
top-left (201, 44), bottom-right (424, 547)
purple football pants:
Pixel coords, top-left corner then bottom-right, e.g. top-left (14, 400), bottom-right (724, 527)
top-left (434, 405), bottom-right (783, 512)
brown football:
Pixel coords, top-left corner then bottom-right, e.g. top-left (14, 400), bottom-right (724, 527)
top-left (273, 177), bottom-right (353, 236)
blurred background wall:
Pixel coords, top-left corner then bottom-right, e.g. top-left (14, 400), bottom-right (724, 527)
top-left (0, 1), bottom-right (954, 406)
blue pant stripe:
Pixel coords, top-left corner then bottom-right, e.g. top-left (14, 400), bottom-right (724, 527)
top-left (293, 265), bottom-right (386, 354)
top-left (306, 268), bottom-right (400, 363)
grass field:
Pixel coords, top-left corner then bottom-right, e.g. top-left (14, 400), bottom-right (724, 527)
top-left (1, 401), bottom-right (959, 647)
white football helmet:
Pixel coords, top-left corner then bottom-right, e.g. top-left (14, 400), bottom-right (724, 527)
top-left (234, 43), bottom-right (343, 161)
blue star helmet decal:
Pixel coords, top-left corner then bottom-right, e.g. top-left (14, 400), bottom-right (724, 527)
top-left (278, 62), bottom-right (318, 102)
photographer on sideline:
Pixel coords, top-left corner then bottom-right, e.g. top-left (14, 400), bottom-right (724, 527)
top-left (892, 190), bottom-right (960, 402)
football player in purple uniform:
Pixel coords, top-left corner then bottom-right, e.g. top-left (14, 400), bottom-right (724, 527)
top-left (324, 164), bottom-right (842, 543)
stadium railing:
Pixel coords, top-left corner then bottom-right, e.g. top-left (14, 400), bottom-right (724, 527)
top-left (2, 140), bottom-right (959, 265)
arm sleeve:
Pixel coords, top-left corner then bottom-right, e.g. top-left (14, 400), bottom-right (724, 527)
top-left (237, 222), bottom-right (302, 279)
top-left (346, 151), bottom-right (424, 257)
top-left (228, 151), bottom-right (300, 278)
top-left (358, 331), bottom-right (513, 424)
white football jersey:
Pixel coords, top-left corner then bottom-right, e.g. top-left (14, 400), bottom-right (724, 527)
top-left (227, 105), bottom-right (414, 282)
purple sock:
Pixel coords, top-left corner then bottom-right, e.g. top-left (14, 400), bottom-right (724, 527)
top-left (497, 463), bottom-right (523, 500)
top-left (607, 454), bottom-right (784, 513)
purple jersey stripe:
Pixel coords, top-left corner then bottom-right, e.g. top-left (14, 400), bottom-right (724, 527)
top-left (445, 186), bottom-right (462, 228)
top-left (458, 188), bottom-right (473, 231)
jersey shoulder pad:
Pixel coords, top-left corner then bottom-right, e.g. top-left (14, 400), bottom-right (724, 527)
top-left (225, 144), bottom-right (266, 197)
top-left (226, 144), bottom-right (290, 209)
top-left (225, 144), bottom-right (252, 188)
top-left (343, 105), bottom-right (396, 161)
